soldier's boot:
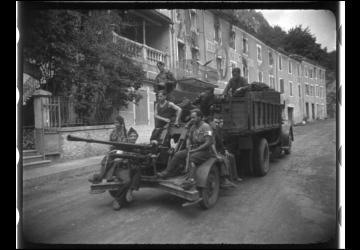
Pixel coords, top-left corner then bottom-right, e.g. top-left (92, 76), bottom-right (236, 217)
top-left (182, 163), bottom-right (196, 190)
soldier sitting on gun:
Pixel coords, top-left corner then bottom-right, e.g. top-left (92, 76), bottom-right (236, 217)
top-left (157, 109), bottom-right (214, 191)
top-left (150, 90), bottom-right (182, 145)
top-left (112, 127), bottom-right (140, 210)
top-left (88, 115), bottom-right (128, 184)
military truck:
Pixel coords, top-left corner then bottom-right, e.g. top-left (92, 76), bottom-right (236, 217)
top-left (213, 89), bottom-right (293, 177)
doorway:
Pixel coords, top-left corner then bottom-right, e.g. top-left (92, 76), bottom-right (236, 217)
top-left (287, 107), bottom-right (294, 125)
top-left (312, 103), bottom-right (315, 120)
top-left (305, 102), bottom-right (309, 120)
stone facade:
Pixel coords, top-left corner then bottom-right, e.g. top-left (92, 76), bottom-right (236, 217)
top-left (32, 9), bottom-right (329, 160)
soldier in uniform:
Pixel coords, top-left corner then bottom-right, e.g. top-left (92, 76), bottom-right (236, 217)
top-left (210, 115), bottom-right (241, 187)
top-left (88, 115), bottom-right (128, 184)
top-left (157, 109), bottom-right (214, 190)
top-left (154, 61), bottom-right (177, 101)
top-left (192, 87), bottom-right (216, 122)
top-left (222, 67), bottom-right (248, 97)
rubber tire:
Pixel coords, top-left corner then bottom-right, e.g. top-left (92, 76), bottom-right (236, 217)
top-left (108, 187), bottom-right (129, 209)
top-left (199, 165), bottom-right (220, 209)
top-left (253, 138), bottom-right (270, 177)
top-left (284, 135), bottom-right (292, 155)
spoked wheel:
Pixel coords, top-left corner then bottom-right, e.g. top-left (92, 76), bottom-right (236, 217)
top-left (253, 138), bottom-right (270, 177)
top-left (199, 165), bottom-right (220, 209)
top-left (284, 135), bottom-right (292, 155)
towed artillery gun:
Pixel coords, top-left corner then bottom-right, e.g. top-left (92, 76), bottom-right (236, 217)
top-left (67, 123), bottom-right (222, 210)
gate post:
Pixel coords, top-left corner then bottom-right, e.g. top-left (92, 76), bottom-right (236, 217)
top-left (32, 89), bottom-right (52, 154)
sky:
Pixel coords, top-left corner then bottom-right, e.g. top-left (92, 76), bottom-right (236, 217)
top-left (258, 10), bottom-right (337, 52)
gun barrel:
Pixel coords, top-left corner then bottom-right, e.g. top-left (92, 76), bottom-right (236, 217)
top-left (67, 135), bottom-right (153, 151)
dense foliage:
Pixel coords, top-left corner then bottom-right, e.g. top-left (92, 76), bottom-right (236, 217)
top-left (228, 10), bottom-right (337, 117)
top-left (22, 9), bottom-right (145, 121)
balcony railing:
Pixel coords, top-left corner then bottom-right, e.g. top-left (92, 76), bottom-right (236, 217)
top-left (112, 31), bottom-right (167, 66)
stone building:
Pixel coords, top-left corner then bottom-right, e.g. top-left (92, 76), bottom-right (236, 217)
top-left (120, 9), bottom-right (327, 127)
top-left (25, 9), bottom-right (328, 162)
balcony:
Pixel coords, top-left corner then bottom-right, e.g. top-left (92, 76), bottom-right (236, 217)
top-left (155, 9), bottom-right (171, 18)
top-left (112, 31), bottom-right (168, 67)
top-left (175, 59), bottom-right (218, 84)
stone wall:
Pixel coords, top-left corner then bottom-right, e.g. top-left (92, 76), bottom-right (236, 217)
top-left (57, 123), bottom-right (155, 160)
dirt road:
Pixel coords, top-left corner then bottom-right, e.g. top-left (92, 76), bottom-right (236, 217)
top-left (20, 119), bottom-right (337, 244)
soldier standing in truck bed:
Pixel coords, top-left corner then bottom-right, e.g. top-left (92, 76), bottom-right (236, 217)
top-left (222, 67), bottom-right (248, 96)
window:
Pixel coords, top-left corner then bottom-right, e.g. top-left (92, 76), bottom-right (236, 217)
top-left (268, 51), bottom-right (273, 66)
top-left (305, 83), bottom-right (309, 95)
top-left (288, 60), bottom-right (292, 74)
top-left (298, 84), bottom-right (301, 97)
top-left (214, 18), bottom-right (221, 43)
top-left (304, 66), bottom-right (308, 77)
top-left (314, 67), bottom-right (317, 79)
top-left (242, 58), bottom-right (249, 81)
top-left (316, 85), bottom-right (318, 97)
top-left (280, 79), bottom-right (284, 93)
top-left (309, 69), bottom-right (313, 78)
top-left (269, 75), bottom-right (275, 89)
top-left (258, 71), bottom-right (263, 83)
top-left (297, 65), bottom-right (300, 76)
top-left (190, 10), bottom-right (197, 32)
top-left (178, 42), bottom-right (185, 68)
top-left (289, 81), bottom-right (293, 96)
top-left (229, 30), bottom-right (236, 50)
top-left (242, 37), bottom-right (248, 54)
top-left (279, 56), bottom-right (282, 70)
top-left (257, 44), bottom-right (262, 62)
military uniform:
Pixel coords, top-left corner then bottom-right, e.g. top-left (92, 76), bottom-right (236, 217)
top-left (154, 70), bottom-right (176, 93)
top-left (223, 76), bottom-right (248, 96)
top-left (161, 121), bottom-right (214, 176)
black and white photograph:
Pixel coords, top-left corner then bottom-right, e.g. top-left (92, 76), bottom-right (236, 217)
top-left (16, 1), bottom-right (343, 247)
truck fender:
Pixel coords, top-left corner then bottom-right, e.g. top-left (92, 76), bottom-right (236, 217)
top-left (195, 157), bottom-right (220, 188)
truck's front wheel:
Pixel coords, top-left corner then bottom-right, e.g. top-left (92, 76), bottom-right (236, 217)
top-left (253, 138), bottom-right (270, 177)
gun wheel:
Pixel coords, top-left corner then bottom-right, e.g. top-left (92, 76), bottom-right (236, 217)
top-left (109, 187), bottom-right (129, 210)
top-left (199, 165), bottom-right (220, 209)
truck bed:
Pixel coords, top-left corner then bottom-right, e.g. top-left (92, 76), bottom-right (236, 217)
top-left (221, 91), bottom-right (282, 134)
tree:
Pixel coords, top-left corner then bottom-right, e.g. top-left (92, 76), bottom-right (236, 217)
top-left (22, 9), bottom-right (145, 123)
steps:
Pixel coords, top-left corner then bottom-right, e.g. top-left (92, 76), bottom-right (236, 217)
top-left (22, 150), bottom-right (51, 168)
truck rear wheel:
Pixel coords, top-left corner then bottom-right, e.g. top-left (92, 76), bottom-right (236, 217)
top-left (199, 165), bottom-right (220, 209)
top-left (253, 138), bottom-right (270, 177)
top-left (284, 135), bottom-right (292, 155)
